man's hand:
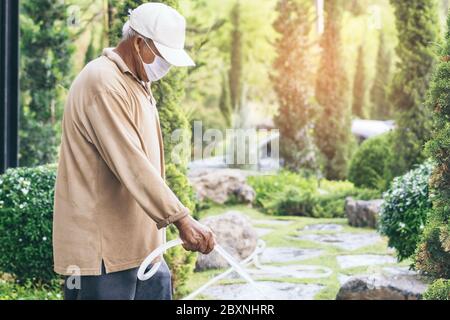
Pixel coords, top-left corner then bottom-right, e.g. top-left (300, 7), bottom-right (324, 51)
top-left (174, 215), bottom-right (216, 254)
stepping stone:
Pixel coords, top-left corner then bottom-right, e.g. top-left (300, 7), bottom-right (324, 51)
top-left (295, 232), bottom-right (381, 250)
top-left (255, 228), bottom-right (272, 237)
top-left (227, 264), bottom-right (333, 280)
top-left (337, 255), bottom-right (397, 269)
top-left (253, 219), bottom-right (293, 227)
top-left (259, 247), bottom-right (323, 264)
top-left (303, 224), bottom-right (343, 232)
top-left (202, 281), bottom-right (324, 300)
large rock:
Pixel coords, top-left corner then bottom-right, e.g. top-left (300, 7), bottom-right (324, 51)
top-left (188, 169), bottom-right (257, 204)
top-left (336, 274), bottom-right (428, 300)
top-left (195, 211), bottom-right (258, 271)
top-left (345, 198), bottom-right (383, 228)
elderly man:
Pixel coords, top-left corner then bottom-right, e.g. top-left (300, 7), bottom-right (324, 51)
top-left (53, 3), bottom-right (215, 300)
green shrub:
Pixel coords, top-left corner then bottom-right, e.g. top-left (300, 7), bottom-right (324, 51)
top-left (378, 162), bottom-right (434, 261)
top-left (248, 171), bottom-right (380, 218)
top-left (0, 164), bottom-right (197, 298)
top-left (248, 171), bottom-right (316, 209)
top-left (423, 279), bottom-right (450, 300)
top-left (348, 133), bottom-right (394, 191)
top-left (264, 186), bottom-right (316, 217)
top-left (0, 165), bottom-right (57, 283)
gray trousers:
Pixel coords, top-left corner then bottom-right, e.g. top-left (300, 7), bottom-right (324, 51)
top-left (64, 260), bottom-right (172, 300)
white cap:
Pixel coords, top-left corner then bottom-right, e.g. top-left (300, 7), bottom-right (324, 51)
top-left (128, 2), bottom-right (195, 67)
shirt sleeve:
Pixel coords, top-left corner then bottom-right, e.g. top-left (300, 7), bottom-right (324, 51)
top-left (84, 89), bottom-right (190, 229)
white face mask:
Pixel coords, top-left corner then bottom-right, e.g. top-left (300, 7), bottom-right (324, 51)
top-left (137, 38), bottom-right (172, 82)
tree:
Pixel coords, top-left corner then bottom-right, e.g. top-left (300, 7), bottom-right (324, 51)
top-left (370, 32), bottom-right (392, 120)
top-left (314, 0), bottom-right (353, 180)
top-left (389, 0), bottom-right (440, 177)
top-left (272, 0), bottom-right (318, 172)
top-left (219, 73), bottom-right (232, 126)
top-left (352, 45), bottom-right (367, 119)
top-left (84, 35), bottom-right (98, 66)
top-left (108, 0), bottom-right (196, 298)
top-left (19, 0), bottom-right (74, 167)
top-left (416, 11), bottom-right (450, 280)
top-left (229, 1), bottom-right (243, 122)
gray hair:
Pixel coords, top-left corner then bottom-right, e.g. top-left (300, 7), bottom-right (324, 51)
top-left (122, 21), bottom-right (141, 41)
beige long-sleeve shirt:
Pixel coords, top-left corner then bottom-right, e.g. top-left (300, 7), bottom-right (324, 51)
top-left (53, 48), bottom-right (190, 276)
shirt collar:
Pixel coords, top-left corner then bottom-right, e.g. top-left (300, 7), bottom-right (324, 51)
top-left (102, 48), bottom-right (131, 74)
top-left (102, 48), bottom-right (156, 104)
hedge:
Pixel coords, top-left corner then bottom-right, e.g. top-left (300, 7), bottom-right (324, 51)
top-left (0, 165), bottom-right (56, 283)
top-left (0, 165), bottom-right (196, 298)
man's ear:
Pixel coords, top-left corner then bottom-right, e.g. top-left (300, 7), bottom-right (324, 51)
top-left (133, 37), bottom-right (142, 54)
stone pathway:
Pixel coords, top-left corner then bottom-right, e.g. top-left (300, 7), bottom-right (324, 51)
top-left (295, 232), bottom-right (382, 250)
top-left (202, 281), bottom-right (324, 300)
top-left (259, 247), bottom-right (323, 264)
top-left (187, 208), bottom-right (416, 300)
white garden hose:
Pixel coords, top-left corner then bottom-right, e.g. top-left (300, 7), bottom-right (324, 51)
top-left (138, 238), bottom-right (333, 300)
top-left (137, 239), bottom-right (261, 286)
top-left (137, 238), bottom-right (270, 298)
top-left (138, 238), bottom-right (183, 281)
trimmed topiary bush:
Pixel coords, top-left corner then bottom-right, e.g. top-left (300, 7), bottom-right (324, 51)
top-left (423, 279), bottom-right (450, 300)
top-left (378, 162), bottom-right (434, 261)
top-left (0, 165), bottom-right (57, 283)
top-left (348, 133), bottom-right (394, 191)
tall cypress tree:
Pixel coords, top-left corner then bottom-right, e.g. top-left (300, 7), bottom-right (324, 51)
top-left (219, 73), bottom-right (232, 126)
top-left (108, 0), bottom-right (196, 298)
top-left (229, 1), bottom-right (243, 123)
top-left (352, 45), bottom-right (367, 119)
top-left (315, 0), bottom-right (353, 180)
top-left (416, 12), bottom-right (450, 280)
top-left (272, 0), bottom-right (318, 172)
top-left (389, 0), bottom-right (440, 176)
top-left (370, 32), bottom-right (392, 120)
top-left (19, 0), bottom-right (74, 166)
